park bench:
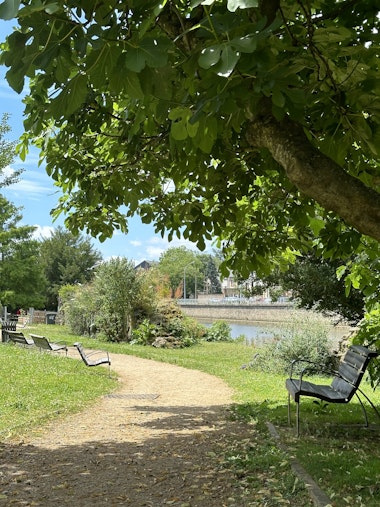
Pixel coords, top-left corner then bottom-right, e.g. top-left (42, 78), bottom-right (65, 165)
top-left (1, 321), bottom-right (17, 342)
top-left (30, 334), bottom-right (68, 355)
top-left (74, 342), bottom-right (111, 376)
top-left (7, 330), bottom-right (34, 347)
top-left (286, 345), bottom-right (380, 435)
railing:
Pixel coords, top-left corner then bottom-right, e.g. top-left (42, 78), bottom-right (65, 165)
top-left (177, 298), bottom-right (292, 307)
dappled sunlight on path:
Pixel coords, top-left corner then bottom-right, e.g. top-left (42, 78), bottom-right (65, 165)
top-left (0, 351), bottom-right (259, 506)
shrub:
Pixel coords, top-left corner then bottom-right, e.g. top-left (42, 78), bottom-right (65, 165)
top-left (130, 319), bottom-right (158, 345)
top-left (131, 302), bottom-right (204, 348)
top-left (204, 320), bottom-right (233, 342)
top-left (253, 312), bottom-right (335, 374)
top-left (59, 284), bottom-right (98, 336)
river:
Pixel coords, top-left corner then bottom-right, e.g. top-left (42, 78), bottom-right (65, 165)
top-left (198, 318), bottom-right (352, 346)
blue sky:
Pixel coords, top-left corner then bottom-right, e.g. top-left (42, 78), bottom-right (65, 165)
top-left (0, 20), bottom-right (212, 264)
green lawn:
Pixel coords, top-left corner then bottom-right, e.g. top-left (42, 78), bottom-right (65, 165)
top-left (3, 323), bottom-right (380, 506)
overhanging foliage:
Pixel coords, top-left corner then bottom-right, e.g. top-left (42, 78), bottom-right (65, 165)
top-left (0, 0), bottom-right (379, 279)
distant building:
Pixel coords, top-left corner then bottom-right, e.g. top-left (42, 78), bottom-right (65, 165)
top-left (135, 260), bottom-right (152, 270)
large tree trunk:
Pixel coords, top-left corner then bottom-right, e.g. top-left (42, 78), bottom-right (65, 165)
top-left (246, 115), bottom-right (380, 241)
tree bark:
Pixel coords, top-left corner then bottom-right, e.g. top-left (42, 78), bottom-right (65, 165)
top-left (246, 115), bottom-right (380, 241)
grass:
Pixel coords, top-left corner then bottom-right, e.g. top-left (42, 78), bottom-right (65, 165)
top-left (0, 332), bottom-right (117, 439)
top-left (4, 323), bottom-right (380, 506)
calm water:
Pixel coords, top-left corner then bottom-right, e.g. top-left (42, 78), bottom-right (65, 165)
top-left (198, 319), bottom-right (351, 346)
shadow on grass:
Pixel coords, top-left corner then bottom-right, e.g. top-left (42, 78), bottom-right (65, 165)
top-left (0, 402), bottom-right (314, 507)
top-left (233, 399), bottom-right (380, 507)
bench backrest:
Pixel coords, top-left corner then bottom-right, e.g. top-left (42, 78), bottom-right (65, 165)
top-left (74, 342), bottom-right (110, 368)
top-left (30, 334), bottom-right (52, 350)
top-left (74, 342), bottom-right (86, 362)
top-left (7, 330), bottom-right (33, 345)
top-left (331, 345), bottom-right (378, 400)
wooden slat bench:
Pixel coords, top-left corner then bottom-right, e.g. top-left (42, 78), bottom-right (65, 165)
top-left (286, 345), bottom-right (380, 435)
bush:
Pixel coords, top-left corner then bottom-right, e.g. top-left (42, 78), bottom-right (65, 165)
top-left (59, 284), bottom-right (98, 337)
top-left (131, 302), bottom-right (204, 348)
top-left (204, 320), bottom-right (233, 342)
top-left (253, 312), bottom-right (335, 374)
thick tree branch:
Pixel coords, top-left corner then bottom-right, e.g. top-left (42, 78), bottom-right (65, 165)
top-left (246, 116), bottom-right (380, 241)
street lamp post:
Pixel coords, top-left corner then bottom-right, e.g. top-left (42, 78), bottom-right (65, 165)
top-left (183, 261), bottom-right (195, 300)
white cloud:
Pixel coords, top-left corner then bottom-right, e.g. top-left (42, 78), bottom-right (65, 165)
top-left (130, 239), bottom-right (142, 247)
top-left (146, 245), bottom-right (166, 259)
top-left (32, 225), bottom-right (55, 240)
top-left (10, 178), bottom-right (57, 196)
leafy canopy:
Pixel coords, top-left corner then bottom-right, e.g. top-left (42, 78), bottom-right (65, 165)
top-left (0, 0), bottom-right (380, 277)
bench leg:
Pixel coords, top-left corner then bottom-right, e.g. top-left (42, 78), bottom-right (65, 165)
top-left (296, 401), bottom-right (300, 437)
top-left (355, 393), bottom-right (369, 427)
top-left (287, 392), bottom-right (291, 425)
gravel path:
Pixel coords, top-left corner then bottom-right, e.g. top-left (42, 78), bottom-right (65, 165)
top-left (0, 351), bottom-right (257, 506)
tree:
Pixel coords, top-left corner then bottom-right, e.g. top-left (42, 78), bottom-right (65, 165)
top-left (39, 226), bottom-right (102, 309)
top-left (93, 257), bottom-right (144, 342)
top-left (1, 1), bottom-right (379, 278)
top-left (0, 114), bottom-right (46, 310)
top-left (0, 196), bottom-right (47, 310)
top-left (0, 113), bottom-right (22, 188)
top-left (261, 252), bottom-right (365, 324)
top-left (199, 254), bottom-right (222, 294)
top-left (158, 247), bottom-right (200, 298)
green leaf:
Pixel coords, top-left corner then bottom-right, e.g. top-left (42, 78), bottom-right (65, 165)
top-left (5, 65), bottom-right (25, 93)
top-left (309, 218), bottom-right (325, 236)
top-left (169, 107), bottom-right (199, 141)
top-left (124, 47), bottom-right (147, 72)
top-left (0, 0), bottom-right (20, 20)
top-left (140, 37), bottom-right (170, 68)
top-left (198, 46), bottom-right (222, 69)
top-left (123, 39), bottom-right (170, 72)
top-left (87, 45), bottom-right (121, 88)
top-left (336, 265), bottom-right (346, 280)
top-left (214, 45), bottom-right (240, 77)
top-left (50, 74), bottom-right (88, 118)
top-left (123, 72), bottom-right (144, 99)
top-left (272, 89), bottom-right (285, 108)
top-left (231, 35), bottom-right (257, 53)
top-left (55, 55), bottom-right (72, 82)
top-left (227, 0), bottom-right (258, 12)
top-left (196, 116), bottom-right (218, 153)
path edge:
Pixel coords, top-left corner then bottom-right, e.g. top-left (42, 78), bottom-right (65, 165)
top-left (266, 422), bottom-right (333, 507)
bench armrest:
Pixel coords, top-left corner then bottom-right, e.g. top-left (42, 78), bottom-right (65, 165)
top-left (289, 359), bottom-right (339, 383)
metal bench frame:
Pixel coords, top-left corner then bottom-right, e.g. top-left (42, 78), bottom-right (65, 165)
top-left (286, 345), bottom-right (380, 435)
top-left (7, 330), bottom-right (34, 347)
top-left (30, 334), bottom-right (68, 355)
top-left (74, 342), bottom-right (111, 376)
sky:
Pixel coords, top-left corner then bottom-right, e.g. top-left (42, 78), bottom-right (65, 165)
top-left (0, 20), bottom-right (212, 265)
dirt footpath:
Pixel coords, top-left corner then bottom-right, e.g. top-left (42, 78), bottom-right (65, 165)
top-left (0, 351), bottom-right (257, 506)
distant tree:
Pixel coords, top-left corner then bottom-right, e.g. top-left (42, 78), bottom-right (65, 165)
top-left (39, 226), bottom-right (102, 309)
top-left (0, 113), bottom-right (22, 188)
top-left (0, 114), bottom-right (47, 310)
top-left (262, 252), bottom-right (365, 323)
top-left (158, 247), bottom-right (200, 298)
top-left (141, 263), bottom-right (171, 300)
top-left (202, 255), bottom-right (222, 294)
top-left (0, 196), bottom-right (47, 310)
top-left (2, 238), bottom-right (47, 310)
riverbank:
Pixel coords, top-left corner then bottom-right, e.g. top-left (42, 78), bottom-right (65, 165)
top-left (180, 304), bottom-right (353, 344)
